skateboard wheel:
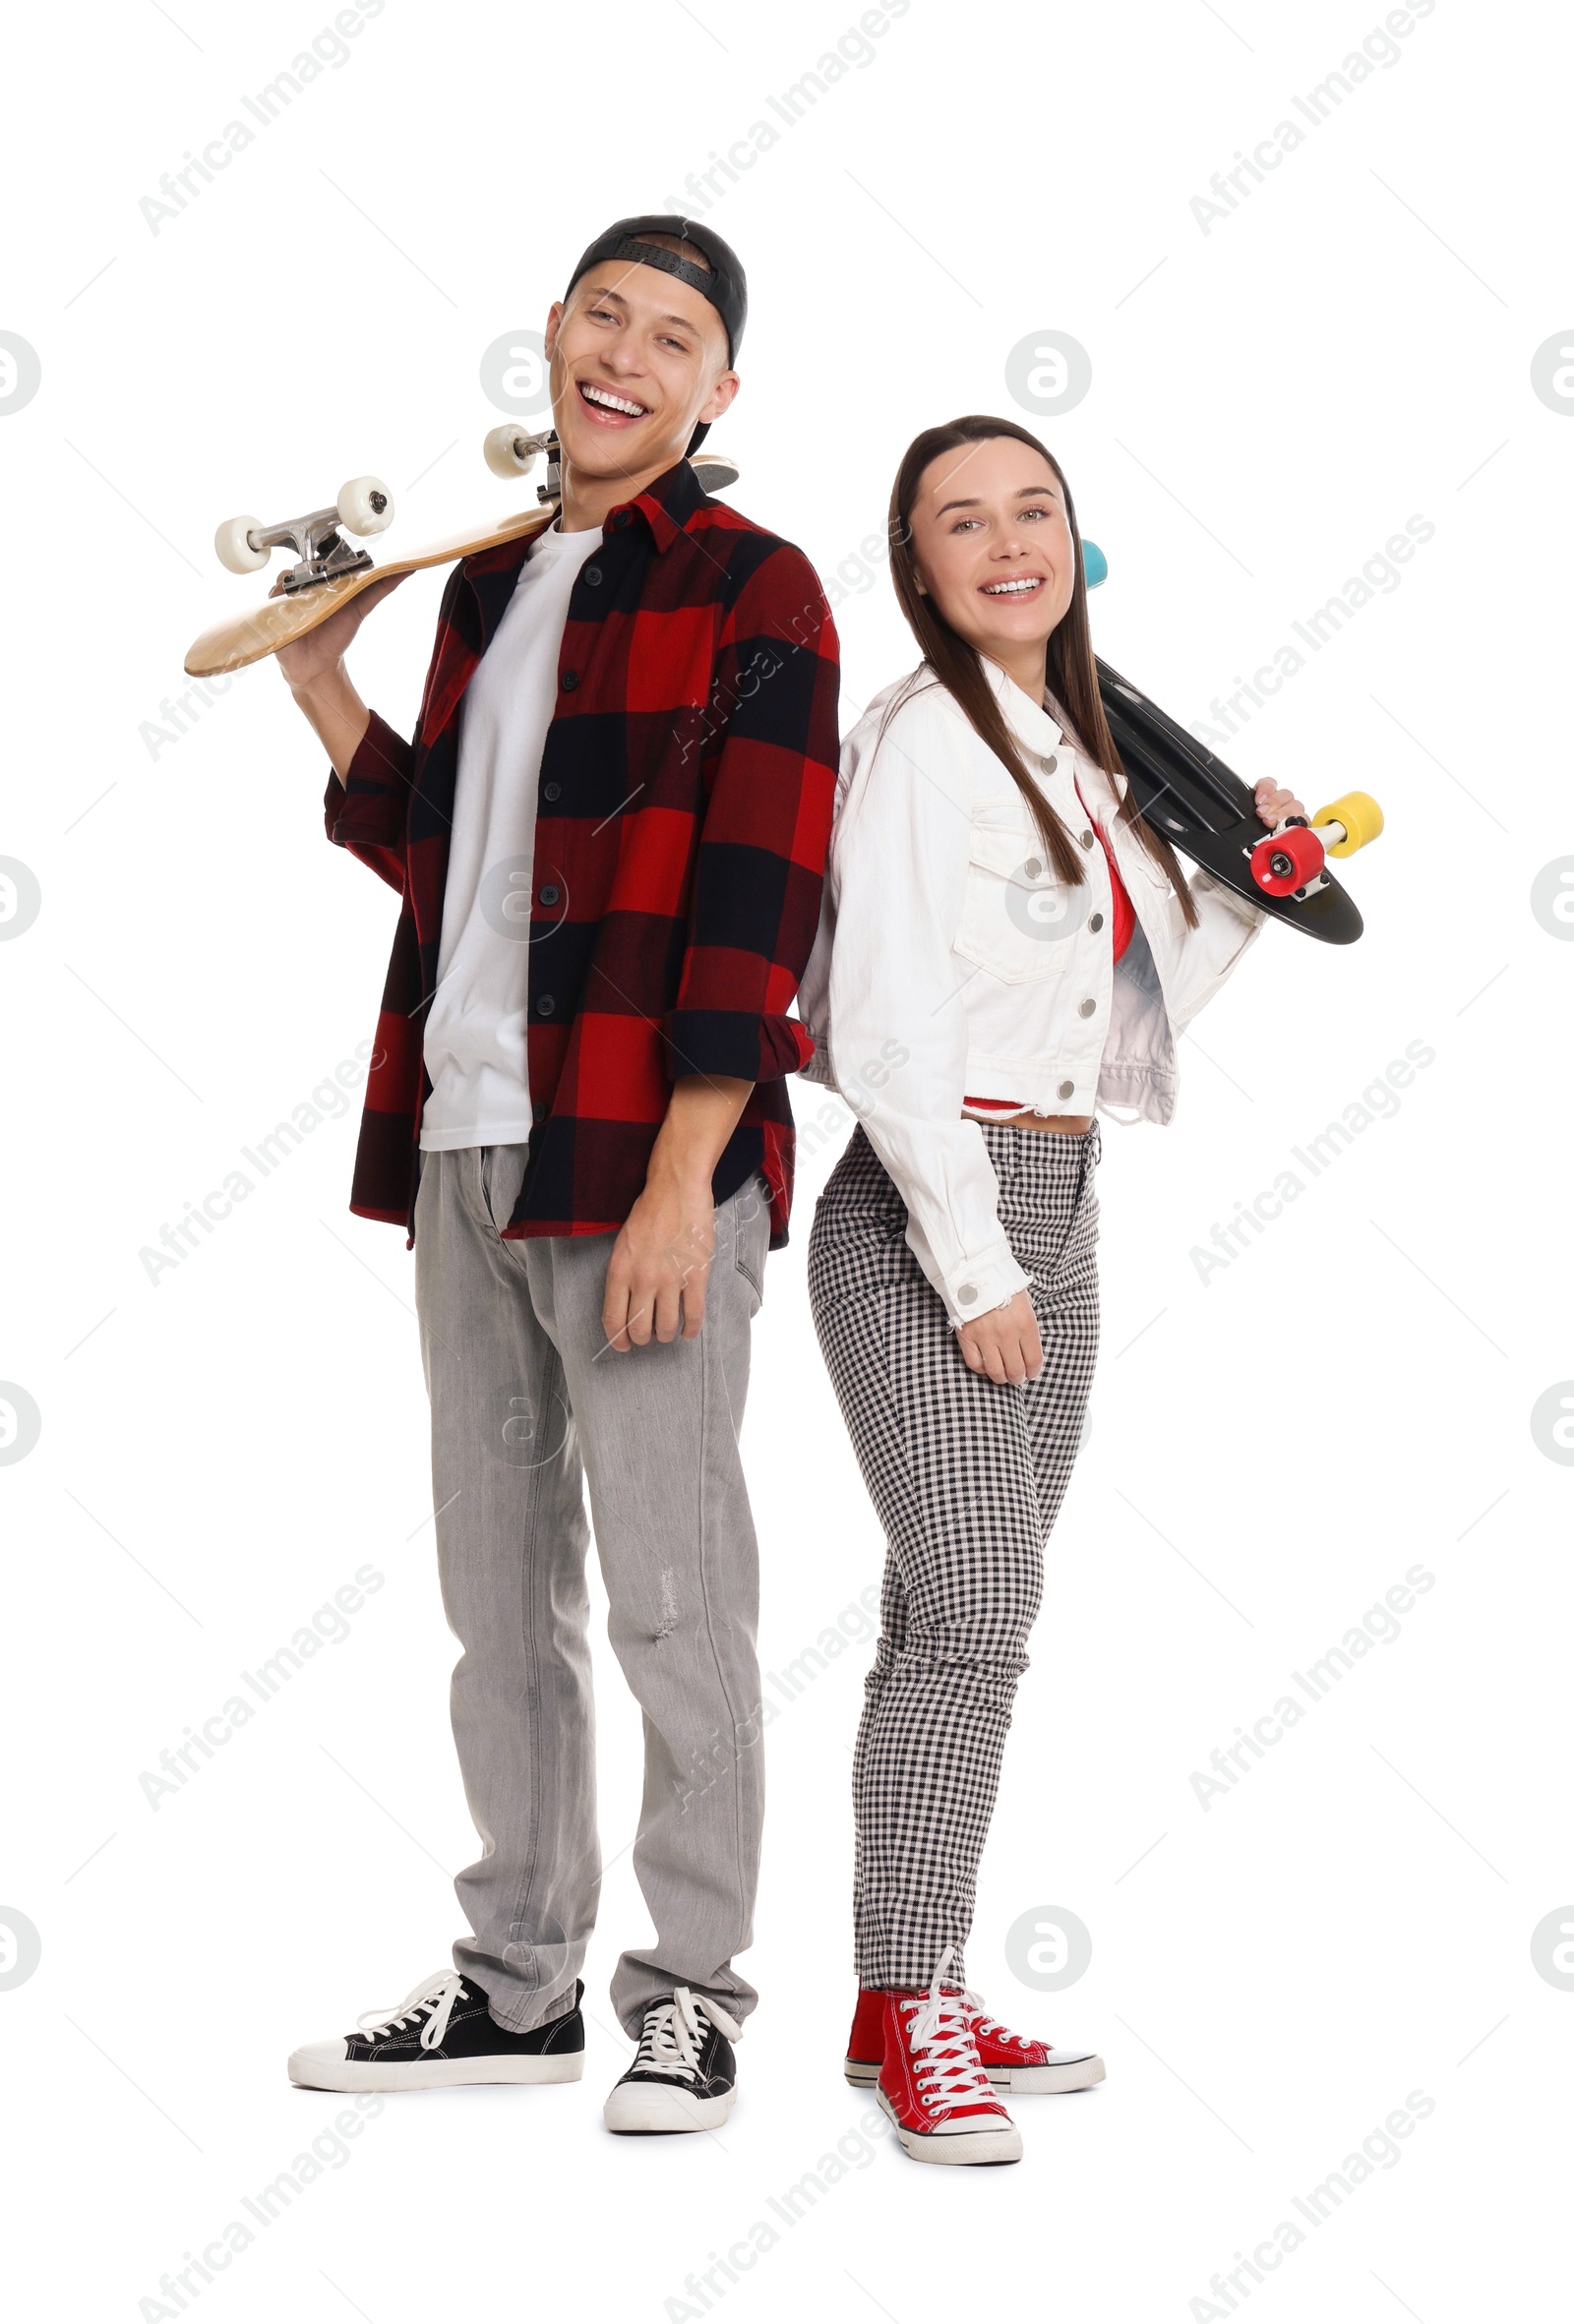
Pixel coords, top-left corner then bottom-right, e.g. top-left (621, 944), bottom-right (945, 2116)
top-left (213, 513), bottom-right (269, 574)
top-left (1081, 539), bottom-right (1108, 590)
top-left (1250, 823), bottom-right (1325, 897)
top-left (1313, 790), bottom-right (1383, 856)
top-left (484, 424), bottom-right (536, 478)
top-left (691, 452), bottom-right (739, 493)
top-left (336, 475), bottom-right (394, 537)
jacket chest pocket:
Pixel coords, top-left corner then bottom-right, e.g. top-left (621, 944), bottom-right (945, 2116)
top-left (954, 822), bottom-right (1083, 984)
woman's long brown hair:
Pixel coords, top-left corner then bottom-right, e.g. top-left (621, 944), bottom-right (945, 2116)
top-left (882, 413), bottom-right (1197, 924)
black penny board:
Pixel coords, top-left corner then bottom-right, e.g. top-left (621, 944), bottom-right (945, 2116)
top-left (1095, 657), bottom-right (1363, 945)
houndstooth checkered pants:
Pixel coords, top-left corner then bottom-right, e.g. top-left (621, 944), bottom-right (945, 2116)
top-left (808, 1120), bottom-right (1101, 1990)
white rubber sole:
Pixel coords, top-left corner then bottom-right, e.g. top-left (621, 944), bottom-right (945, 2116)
top-left (847, 2053), bottom-right (1105, 2094)
top-left (876, 2083), bottom-right (1022, 2166)
top-left (988, 2053), bottom-right (1106, 2094)
top-left (603, 2081), bottom-right (736, 2134)
top-left (287, 2049), bottom-right (583, 2093)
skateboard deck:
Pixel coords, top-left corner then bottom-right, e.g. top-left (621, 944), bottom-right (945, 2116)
top-left (184, 504), bottom-right (560, 678)
top-left (1095, 659), bottom-right (1365, 944)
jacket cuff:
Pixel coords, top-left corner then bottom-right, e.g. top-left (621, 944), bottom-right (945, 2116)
top-left (664, 1009), bottom-right (816, 1086)
top-left (941, 1240), bottom-right (1031, 1333)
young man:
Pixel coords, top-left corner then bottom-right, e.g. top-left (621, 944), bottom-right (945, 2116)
top-left (279, 217), bottom-right (840, 2131)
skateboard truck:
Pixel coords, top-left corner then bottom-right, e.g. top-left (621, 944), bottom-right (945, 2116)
top-left (212, 477), bottom-right (394, 594)
top-left (481, 425), bottom-right (740, 501)
top-left (1249, 793), bottom-right (1383, 900)
top-left (483, 425), bottom-right (563, 502)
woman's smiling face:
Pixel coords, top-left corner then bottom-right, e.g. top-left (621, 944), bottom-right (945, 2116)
top-left (908, 435), bottom-right (1077, 671)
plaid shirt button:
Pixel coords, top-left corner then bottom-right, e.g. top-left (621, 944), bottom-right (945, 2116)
top-left (542, 782), bottom-right (562, 802)
top-left (560, 669), bottom-right (579, 691)
top-left (535, 995), bottom-right (556, 1017)
top-left (538, 884), bottom-right (561, 905)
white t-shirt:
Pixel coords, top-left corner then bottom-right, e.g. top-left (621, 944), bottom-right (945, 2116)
top-left (419, 521), bottom-right (604, 1152)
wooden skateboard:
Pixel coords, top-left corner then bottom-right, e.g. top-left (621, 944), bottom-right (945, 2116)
top-left (183, 429), bottom-right (741, 679)
top-left (1081, 544), bottom-right (1382, 944)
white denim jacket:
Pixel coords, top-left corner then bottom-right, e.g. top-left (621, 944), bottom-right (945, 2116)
top-left (798, 658), bottom-right (1265, 1328)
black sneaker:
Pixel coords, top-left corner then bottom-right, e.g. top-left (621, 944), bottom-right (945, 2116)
top-left (288, 1969), bottom-right (584, 2092)
top-left (603, 1988), bottom-right (741, 2132)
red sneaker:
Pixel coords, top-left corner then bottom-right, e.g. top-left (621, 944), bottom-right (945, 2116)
top-left (846, 1973), bottom-right (1105, 2095)
top-left (865, 1954), bottom-right (1022, 2166)
top-left (963, 1991), bottom-right (1105, 2093)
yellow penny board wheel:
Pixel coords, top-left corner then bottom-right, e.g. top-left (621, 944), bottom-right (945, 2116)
top-left (1313, 790), bottom-right (1383, 857)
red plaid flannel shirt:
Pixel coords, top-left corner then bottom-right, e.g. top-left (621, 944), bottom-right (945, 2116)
top-left (324, 458), bottom-right (840, 1248)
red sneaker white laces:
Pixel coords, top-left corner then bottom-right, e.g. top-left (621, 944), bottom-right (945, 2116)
top-left (961, 1987), bottom-right (1035, 2050)
top-left (899, 1950), bottom-right (999, 2109)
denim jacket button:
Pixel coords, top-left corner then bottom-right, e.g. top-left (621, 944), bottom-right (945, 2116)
top-left (956, 1282), bottom-right (978, 1306)
top-left (1058, 1080), bottom-right (1074, 1101)
top-left (1078, 997), bottom-right (1096, 1017)
top-left (1089, 911), bottom-right (1105, 932)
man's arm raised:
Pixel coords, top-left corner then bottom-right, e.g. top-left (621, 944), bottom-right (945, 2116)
top-left (275, 572), bottom-right (407, 782)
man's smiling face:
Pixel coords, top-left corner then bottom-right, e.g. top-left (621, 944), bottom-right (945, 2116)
top-left (545, 254), bottom-right (738, 485)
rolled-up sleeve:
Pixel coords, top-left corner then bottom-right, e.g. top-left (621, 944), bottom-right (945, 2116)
top-left (825, 699), bottom-right (1029, 1331)
top-left (663, 544), bottom-right (840, 1084)
top-left (1162, 867), bottom-right (1264, 1032)
top-left (323, 709), bottom-right (415, 896)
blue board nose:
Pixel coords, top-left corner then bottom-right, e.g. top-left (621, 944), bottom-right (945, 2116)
top-left (1082, 539), bottom-right (1108, 590)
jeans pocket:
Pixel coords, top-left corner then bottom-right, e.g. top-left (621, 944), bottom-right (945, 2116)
top-left (479, 1145), bottom-right (527, 1237)
top-left (732, 1173), bottom-right (769, 1307)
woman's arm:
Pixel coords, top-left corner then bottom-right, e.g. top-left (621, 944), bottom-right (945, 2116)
top-left (1130, 778), bottom-right (1308, 1034)
top-left (826, 699), bottom-right (1031, 1341)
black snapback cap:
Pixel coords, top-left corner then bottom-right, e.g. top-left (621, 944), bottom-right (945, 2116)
top-left (563, 215), bottom-right (746, 454)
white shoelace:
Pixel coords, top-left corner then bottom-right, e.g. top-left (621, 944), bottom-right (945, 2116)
top-left (357, 1969), bottom-right (465, 2052)
top-left (632, 1987), bottom-right (742, 2082)
top-left (962, 1988), bottom-right (1034, 2050)
top-left (900, 1950), bottom-right (999, 2108)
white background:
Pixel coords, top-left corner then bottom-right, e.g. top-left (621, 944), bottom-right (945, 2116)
top-left (2, 1), bottom-right (1570, 2318)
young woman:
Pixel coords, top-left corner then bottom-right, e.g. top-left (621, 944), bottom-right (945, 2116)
top-left (799, 415), bottom-right (1302, 2167)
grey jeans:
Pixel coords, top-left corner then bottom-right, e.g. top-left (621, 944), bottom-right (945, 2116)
top-left (412, 1143), bottom-right (771, 2037)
